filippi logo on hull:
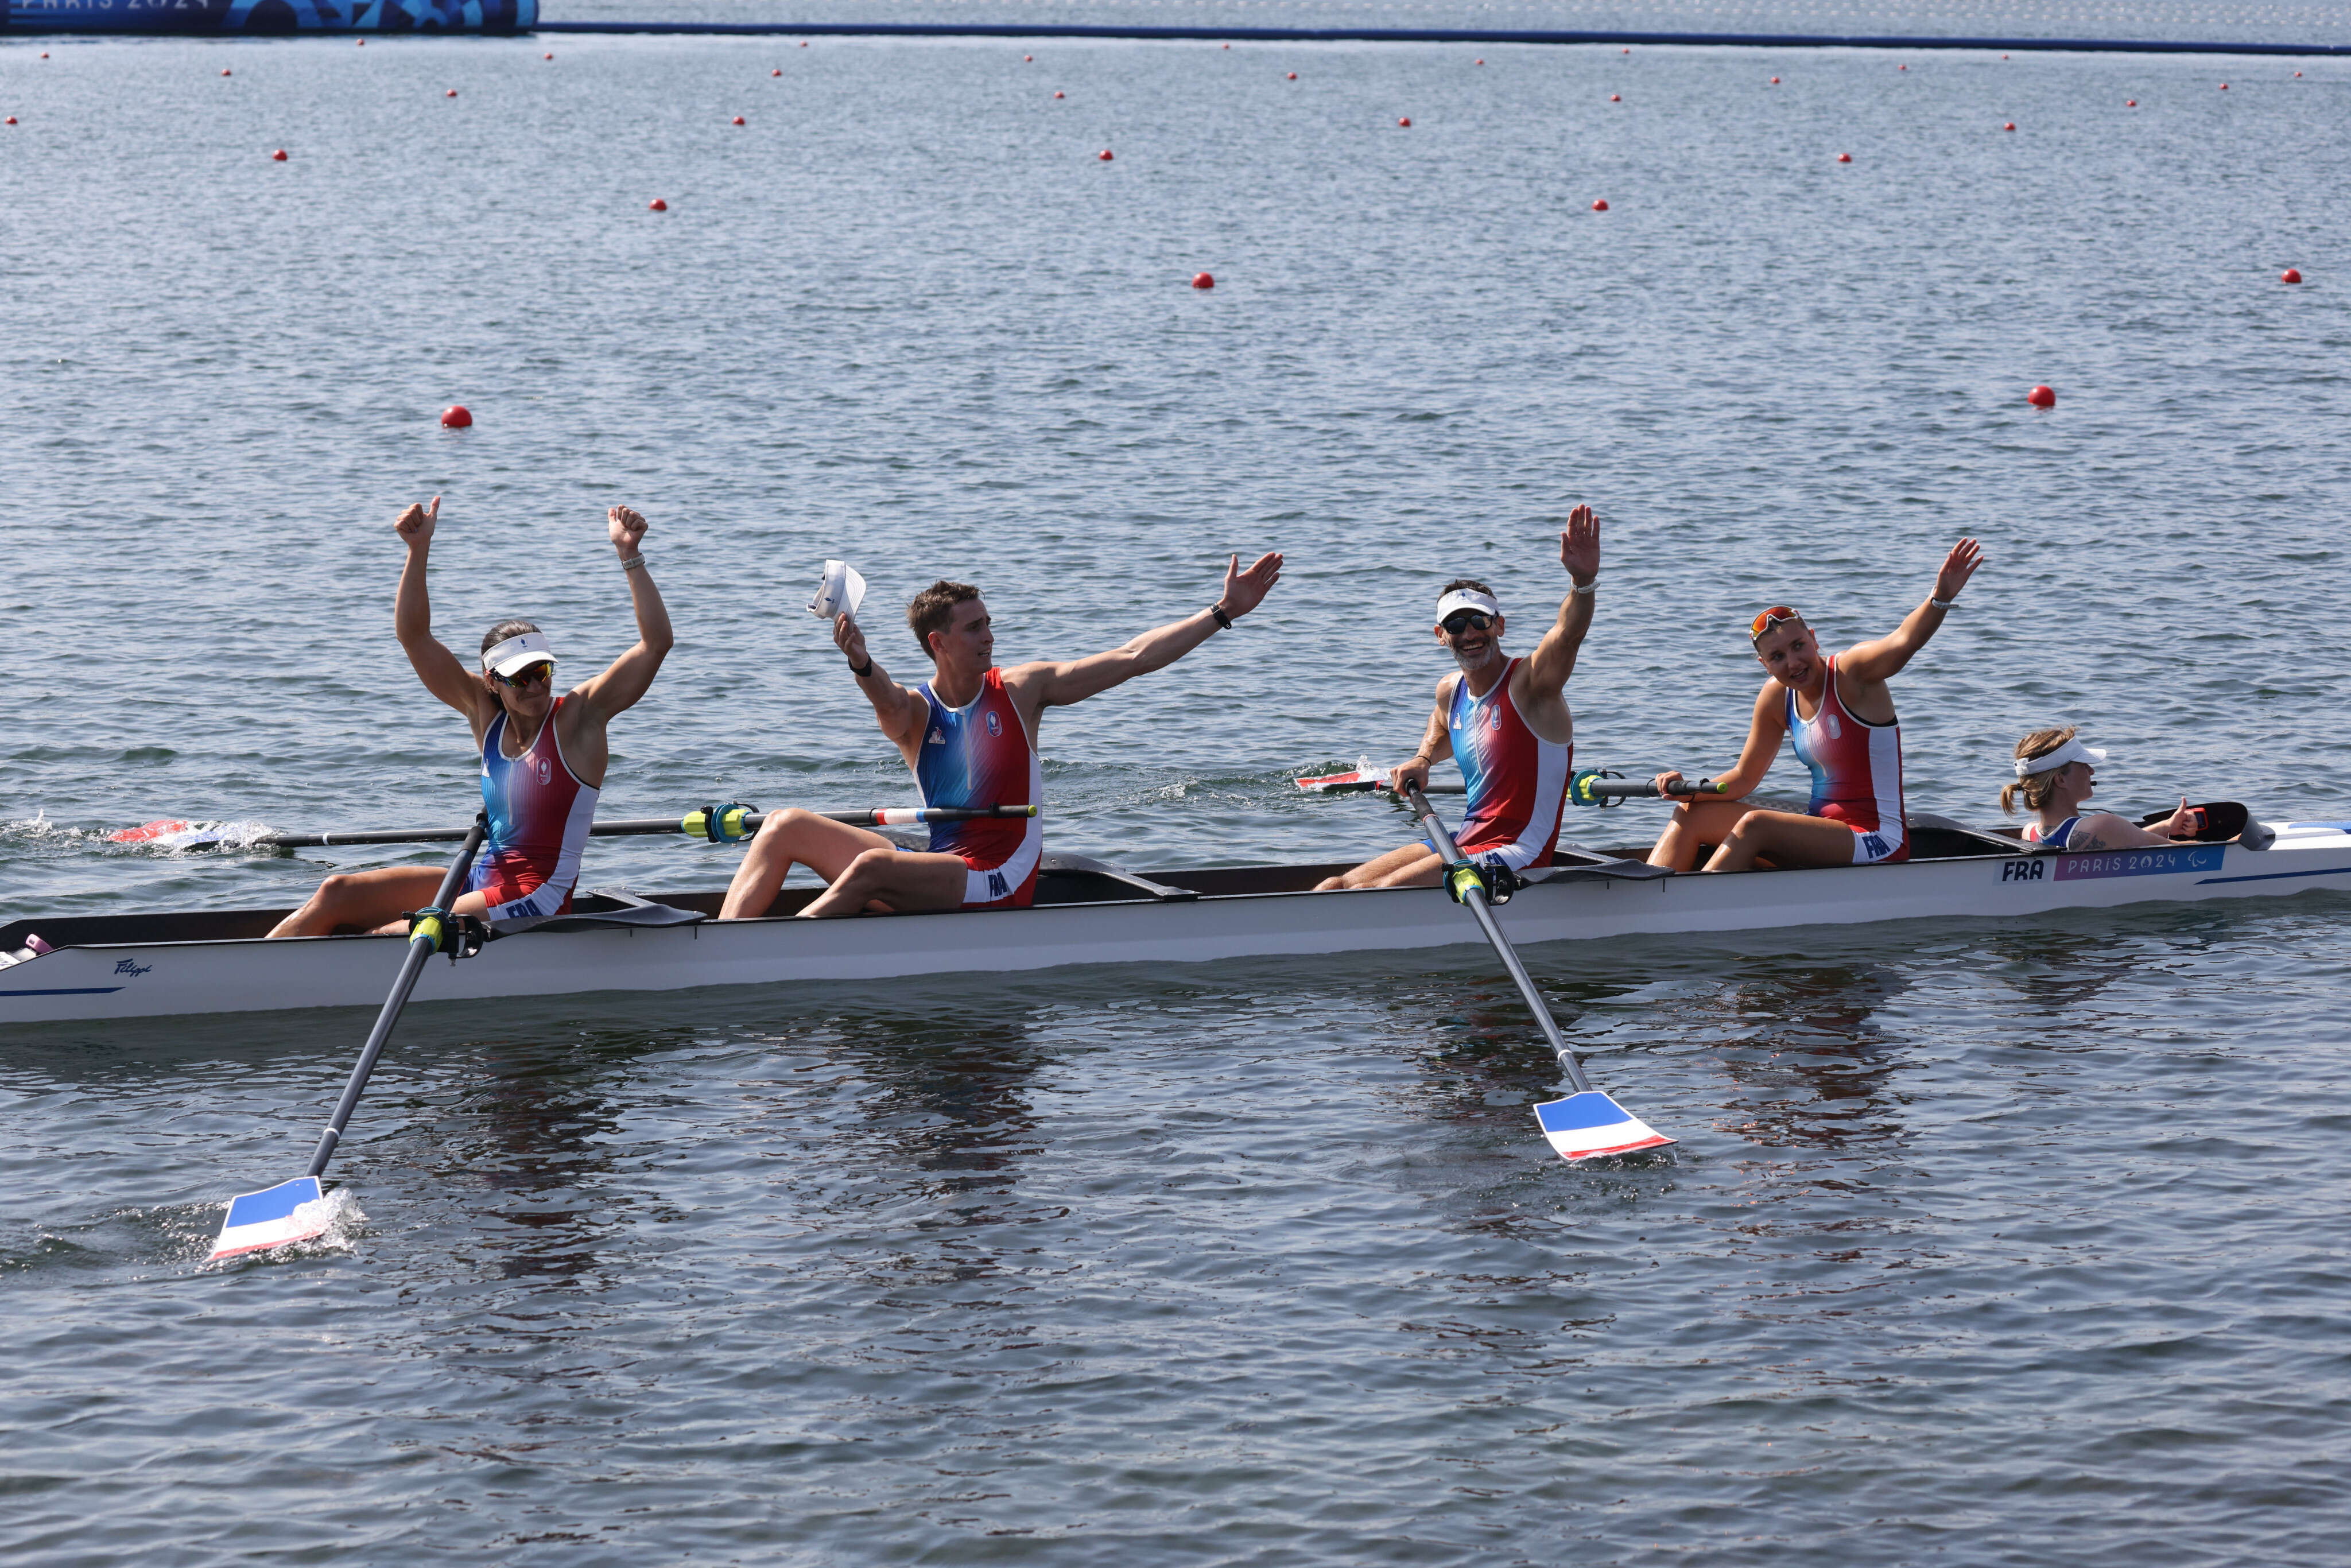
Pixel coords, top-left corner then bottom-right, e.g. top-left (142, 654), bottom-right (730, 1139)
top-left (5, 0), bottom-right (537, 33)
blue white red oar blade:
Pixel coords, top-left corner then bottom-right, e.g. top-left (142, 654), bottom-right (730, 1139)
top-left (1534, 1092), bottom-right (1675, 1162)
top-left (208, 1177), bottom-right (331, 1261)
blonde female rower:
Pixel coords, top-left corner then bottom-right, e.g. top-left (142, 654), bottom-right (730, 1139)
top-left (2003, 728), bottom-right (2199, 851)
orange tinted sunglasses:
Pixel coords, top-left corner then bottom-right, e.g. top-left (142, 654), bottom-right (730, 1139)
top-left (1749, 606), bottom-right (1803, 642)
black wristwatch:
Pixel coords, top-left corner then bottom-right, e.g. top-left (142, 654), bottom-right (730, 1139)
top-left (1209, 604), bottom-right (1234, 631)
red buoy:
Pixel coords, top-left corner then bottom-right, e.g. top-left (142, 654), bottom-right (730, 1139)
top-left (1770, 76), bottom-right (1780, 83)
top-left (1053, 91), bottom-right (1064, 98)
top-left (445, 88), bottom-right (457, 98)
top-left (1287, 72), bottom-right (1297, 80)
top-left (1609, 93), bottom-right (1620, 102)
top-left (2220, 83), bottom-right (2228, 90)
top-left (3, 117), bottom-right (14, 126)
top-left (649, 197), bottom-right (668, 211)
top-left (1023, 54), bottom-right (1032, 61)
top-left (2295, 71), bottom-right (2303, 77)
top-left (800, 40), bottom-right (807, 46)
top-left (1898, 63), bottom-right (1907, 71)
top-left (732, 115), bottom-right (744, 125)
top-left (356, 38), bottom-right (363, 44)
top-left (2127, 99), bottom-right (2136, 106)
top-left (1192, 271), bottom-right (1215, 289)
top-left (2026, 385), bottom-right (2055, 409)
top-left (2282, 268), bottom-right (2302, 284)
top-left (1837, 152), bottom-right (1852, 162)
top-left (1098, 149), bottom-right (1113, 160)
top-left (222, 68), bottom-right (232, 76)
top-left (1475, 59), bottom-right (1484, 65)
top-left (1398, 116), bottom-right (1411, 126)
top-left (772, 68), bottom-right (781, 75)
top-left (1592, 198), bottom-right (1608, 211)
top-left (270, 148), bottom-right (286, 160)
top-left (544, 52), bottom-right (553, 60)
top-left (440, 405), bottom-right (472, 428)
top-left (2003, 121), bottom-right (2016, 130)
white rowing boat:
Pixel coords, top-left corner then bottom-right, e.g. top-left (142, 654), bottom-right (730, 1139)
top-left (5, 816), bottom-right (2349, 1025)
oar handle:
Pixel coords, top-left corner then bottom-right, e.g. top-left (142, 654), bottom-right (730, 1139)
top-left (1569, 770), bottom-right (1728, 806)
top-left (1405, 786), bottom-right (1592, 1095)
top-left (258, 804), bottom-right (1039, 849)
top-left (305, 814), bottom-right (490, 1181)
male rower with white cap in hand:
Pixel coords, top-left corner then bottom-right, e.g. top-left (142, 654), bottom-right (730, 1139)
top-left (267, 496), bottom-right (674, 937)
top-left (719, 550), bottom-right (1284, 919)
top-left (1314, 504), bottom-right (1600, 891)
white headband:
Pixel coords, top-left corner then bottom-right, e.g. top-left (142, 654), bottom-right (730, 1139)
top-left (1435, 588), bottom-right (1502, 623)
top-left (2015, 737), bottom-right (2106, 778)
top-left (480, 631), bottom-right (556, 677)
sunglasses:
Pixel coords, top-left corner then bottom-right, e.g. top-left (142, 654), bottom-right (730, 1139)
top-left (1441, 611), bottom-right (1495, 635)
top-left (1749, 606), bottom-right (1804, 641)
top-left (495, 662), bottom-right (555, 688)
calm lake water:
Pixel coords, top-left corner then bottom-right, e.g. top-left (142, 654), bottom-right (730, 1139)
top-left (3, 26), bottom-right (2349, 1566)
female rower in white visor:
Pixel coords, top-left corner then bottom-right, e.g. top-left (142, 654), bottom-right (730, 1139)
top-left (2002, 727), bottom-right (2199, 851)
top-left (267, 496), bottom-right (673, 937)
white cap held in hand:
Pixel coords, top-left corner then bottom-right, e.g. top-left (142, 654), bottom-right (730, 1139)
top-left (809, 560), bottom-right (867, 623)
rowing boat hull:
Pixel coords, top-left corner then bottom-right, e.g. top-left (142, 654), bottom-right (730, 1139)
top-left (5, 826), bottom-right (2349, 1024)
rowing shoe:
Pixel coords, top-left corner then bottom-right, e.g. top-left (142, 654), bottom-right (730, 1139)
top-left (1405, 785), bottom-right (1674, 1163)
top-left (111, 804), bottom-right (1038, 852)
top-left (208, 815), bottom-right (492, 1262)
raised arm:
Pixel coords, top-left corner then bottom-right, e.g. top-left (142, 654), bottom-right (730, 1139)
top-left (575, 506), bottom-right (676, 721)
top-left (391, 496), bottom-right (487, 719)
top-left (1840, 537), bottom-right (1983, 684)
top-left (1656, 681), bottom-right (1791, 801)
top-left (832, 612), bottom-right (930, 746)
top-left (1524, 504), bottom-right (1600, 693)
top-left (1021, 552), bottom-right (1283, 709)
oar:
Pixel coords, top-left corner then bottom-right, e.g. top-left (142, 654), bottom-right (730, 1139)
top-left (1569, 771), bottom-right (1728, 808)
top-left (1404, 785), bottom-right (1674, 1163)
top-left (207, 814), bottom-right (491, 1262)
top-left (115, 804), bottom-right (1038, 851)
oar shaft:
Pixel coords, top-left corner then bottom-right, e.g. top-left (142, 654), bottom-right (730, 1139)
top-left (1407, 787), bottom-right (1592, 1095)
top-left (304, 816), bottom-right (489, 1180)
top-left (1585, 778), bottom-right (1724, 799)
top-left (259, 804), bottom-right (1038, 849)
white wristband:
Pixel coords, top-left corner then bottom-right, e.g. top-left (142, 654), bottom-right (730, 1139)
top-left (1929, 595), bottom-right (1952, 609)
top-left (620, 554), bottom-right (646, 572)
top-left (1572, 578), bottom-right (1597, 597)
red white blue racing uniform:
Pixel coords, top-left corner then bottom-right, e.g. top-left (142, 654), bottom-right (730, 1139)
top-left (1437, 657), bottom-right (1572, 873)
top-left (470, 695), bottom-right (600, 921)
top-left (1787, 654), bottom-right (1908, 864)
top-left (911, 667), bottom-right (1043, 908)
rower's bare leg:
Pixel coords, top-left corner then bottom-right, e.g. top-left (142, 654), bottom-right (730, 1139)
top-left (1704, 810), bottom-right (1868, 872)
top-left (364, 887), bottom-right (499, 934)
top-left (1314, 844), bottom-right (1445, 891)
top-left (719, 810), bottom-right (895, 919)
top-left (798, 847), bottom-right (973, 918)
top-left (1647, 799), bottom-right (1753, 871)
top-left (266, 865), bottom-right (447, 938)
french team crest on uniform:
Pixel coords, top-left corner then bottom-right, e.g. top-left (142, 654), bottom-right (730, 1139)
top-left (928, 728), bottom-right (945, 746)
top-left (986, 712), bottom-right (1002, 737)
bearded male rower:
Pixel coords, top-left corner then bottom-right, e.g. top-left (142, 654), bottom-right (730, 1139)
top-left (1313, 504), bottom-right (1600, 891)
top-left (718, 552), bottom-right (1284, 919)
top-left (267, 497), bottom-right (674, 937)
top-left (1646, 537), bottom-right (1984, 873)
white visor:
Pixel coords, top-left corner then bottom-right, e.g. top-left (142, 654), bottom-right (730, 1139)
top-left (1435, 588), bottom-right (1503, 624)
top-left (809, 560), bottom-right (868, 623)
top-left (2015, 737), bottom-right (2106, 778)
top-left (482, 630), bottom-right (556, 678)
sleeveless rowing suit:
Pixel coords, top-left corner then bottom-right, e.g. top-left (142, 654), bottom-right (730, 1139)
top-left (911, 667), bottom-right (1043, 908)
top-left (469, 695), bottom-right (599, 921)
top-left (1787, 653), bottom-right (1907, 864)
top-left (1441, 657), bottom-right (1571, 873)
top-left (2023, 817), bottom-right (2080, 849)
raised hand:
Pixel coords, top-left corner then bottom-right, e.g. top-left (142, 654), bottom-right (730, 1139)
top-left (1559, 503), bottom-right (1600, 584)
top-left (609, 505), bottom-right (650, 556)
top-left (833, 611), bottom-right (872, 673)
top-left (2155, 796), bottom-right (2201, 839)
top-left (395, 495), bottom-right (440, 548)
top-left (1934, 537), bottom-right (1984, 603)
top-left (1216, 550), bottom-right (1285, 620)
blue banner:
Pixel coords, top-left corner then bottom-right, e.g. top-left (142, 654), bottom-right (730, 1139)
top-left (5, 0), bottom-right (535, 30)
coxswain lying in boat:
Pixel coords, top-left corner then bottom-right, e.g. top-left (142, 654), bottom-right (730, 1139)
top-left (2004, 728), bottom-right (2201, 850)
top-left (266, 498), bottom-right (674, 937)
top-left (719, 551), bottom-right (1285, 919)
top-left (1647, 537), bottom-right (1983, 872)
top-left (1315, 504), bottom-right (1601, 891)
